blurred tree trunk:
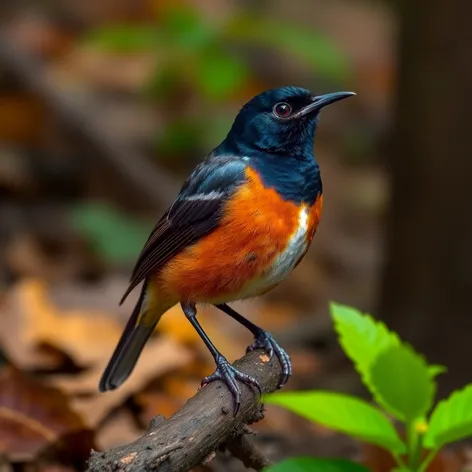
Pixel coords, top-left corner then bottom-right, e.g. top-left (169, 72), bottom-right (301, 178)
top-left (380, 0), bottom-right (472, 397)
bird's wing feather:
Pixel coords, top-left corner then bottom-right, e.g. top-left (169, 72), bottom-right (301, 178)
top-left (120, 155), bottom-right (247, 304)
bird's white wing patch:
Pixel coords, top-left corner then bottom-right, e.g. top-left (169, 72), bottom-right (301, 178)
top-left (185, 190), bottom-right (225, 201)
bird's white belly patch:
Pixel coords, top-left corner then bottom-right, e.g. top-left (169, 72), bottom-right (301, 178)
top-left (237, 206), bottom-right (309, 299)
top-left (266, 205), bottom-right (309, 283)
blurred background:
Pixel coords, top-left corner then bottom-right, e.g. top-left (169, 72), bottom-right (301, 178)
top-left (0, 0), bottom-right (471, 470)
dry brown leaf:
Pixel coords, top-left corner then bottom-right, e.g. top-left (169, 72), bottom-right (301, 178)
top-left (0, 282), bottom-right (63, 370)
top-left (0, 366), bottom-right (93, 462)
top-left (157, 305), bottom-right (203, 345)
top-left (50, 336), bottom-right (192, 428)
top-left (160, 374), bottom-right (202, 407)
top-left (175, 358), bottom-right (215, 380)
top-left (136, 391), bottom-right (183, 423)
top-left (0, 279), bottom-right (127, 369)
top-left (1, 280), bottom-right (194, 430)
top-left (158, 304), bottom-right (244, 361)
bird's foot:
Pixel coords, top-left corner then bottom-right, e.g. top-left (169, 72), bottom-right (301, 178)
top-left (247, 330), bottom-right (292, 388)
top-left (201, 356), bottom-right (262, 416)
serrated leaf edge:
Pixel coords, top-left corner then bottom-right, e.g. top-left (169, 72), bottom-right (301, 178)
top-left (329, 303), bottom-right (400, 393)
top-left (424, 384), bottom-right (472, 449)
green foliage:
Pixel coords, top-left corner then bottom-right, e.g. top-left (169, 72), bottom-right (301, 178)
top-left (85, 4), bottom-right (349, 157)
top-left (370, 345), bottom-right (435, 421)
top-left (156, 120), bottom-right (202, 155)
top-left (225, 15), bottom-right (349, 82)
top-left (264, 457), bottom-right (370, 472)
top-left (330, 303), bottom-right (400, 392)
top-left (86, 7), bottom-right (348, 82)
top-left (195, 48), bottom-right (247, 100)
top-left (424, 385), bottom-right (472, 449)
top-left (428, 364), bottom-right (447, 378)
top-left (267, 391), bottom-right (405, 454)
top-left (266, 303), bottom-right (472, 472)
top-left (69, 203), bottom-right (151, 264)
top-left (85, 25), bottom-right (163, 52)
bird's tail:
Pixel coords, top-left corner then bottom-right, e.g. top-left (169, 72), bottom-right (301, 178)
top-left (99, 283), bottom-right (167, 392)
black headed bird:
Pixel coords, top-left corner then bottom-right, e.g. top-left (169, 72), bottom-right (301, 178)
top-left (99, 86), bottom-right (355, 414)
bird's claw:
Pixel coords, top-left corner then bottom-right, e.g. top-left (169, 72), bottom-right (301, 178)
top-left (246, 330), bottom-right (292, 388)
top-left (201, 356), bottom-right (262, 416)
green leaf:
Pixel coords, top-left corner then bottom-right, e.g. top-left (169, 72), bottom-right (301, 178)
top-left (160, 6), bottom-right (214, 51)
top-left (370, 345), bottom-right (435, 421)
top-left (424, 384), bottom-right (472, 449)
top-left (266, 391), bottom-right (406, 454)
top-left (264, 457), bottom-right (370, 472)
top-left (195, 48), bottom-right (248, 100)
top-left (156, 119), bottom-right (202, 155)
top-left (84, 26), bottom-right (163, 52)
top-left (225, 15), bottom-right (349, 82)
top-left (428, 364), bottom-right (447, 378)
top-left (69, 203), bottom-right (151, 264)
top-left (330, 303), bottom-right (400, 393)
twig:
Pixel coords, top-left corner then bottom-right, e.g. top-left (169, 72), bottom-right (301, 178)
top-left (225, 433), bottom-right (273, 471)
top-left (87, 350), bottom-right (282, 472)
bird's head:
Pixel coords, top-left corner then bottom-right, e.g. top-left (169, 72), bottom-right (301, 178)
top-left (220, 86), bottom-right (355, 158)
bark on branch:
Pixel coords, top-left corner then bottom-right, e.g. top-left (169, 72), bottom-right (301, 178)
top-left (87, 350), bottom-right (281, 472)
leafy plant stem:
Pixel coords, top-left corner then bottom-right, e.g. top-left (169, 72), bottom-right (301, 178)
top-left (393, 452), bottom-right (408, 469)
top-left (417, 449), bottom-right (439, 472)
top-left (406, 421), bottom-right (422, 470)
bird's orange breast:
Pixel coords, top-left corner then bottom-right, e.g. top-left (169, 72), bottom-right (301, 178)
top-left (154, 167), bottom-right (323, 303)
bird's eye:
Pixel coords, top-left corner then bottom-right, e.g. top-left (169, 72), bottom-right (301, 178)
top-left (273, 102), bottom-right (292, 118)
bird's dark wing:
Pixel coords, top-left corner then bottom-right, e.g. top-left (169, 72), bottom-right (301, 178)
top-left (120, 155), bottom-right (247, 304)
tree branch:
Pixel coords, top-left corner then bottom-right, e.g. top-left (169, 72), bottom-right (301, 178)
top-left (226, 432), bottom-right (274, 471)
top-left (87, 350), bottom-right (282, 472)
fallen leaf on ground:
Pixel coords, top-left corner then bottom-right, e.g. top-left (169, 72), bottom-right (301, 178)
top-left (136, 391), bottom-right (183, 423)
top-left (50, 336), bottom-right (192, 428)
top-left (0, 366), bottom-right (93, 462)
top-left (0, 279), bottom-right (129, 369)
top-left (157, 305), bottom-right (208, 345)
top-left (158, 304), bottom-right (244, 361)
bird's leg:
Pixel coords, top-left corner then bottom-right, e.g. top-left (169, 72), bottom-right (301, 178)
top-left (215, 303), bottom-right (292, 388)
top-left (181, 302), bottom-right (261, 415)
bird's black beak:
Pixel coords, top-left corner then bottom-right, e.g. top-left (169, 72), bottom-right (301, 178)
top-left (296, 91), bottom-right (356, 118)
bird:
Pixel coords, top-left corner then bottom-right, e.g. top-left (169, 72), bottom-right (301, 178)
top-left (99, 86), bottom-right (355, 414)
